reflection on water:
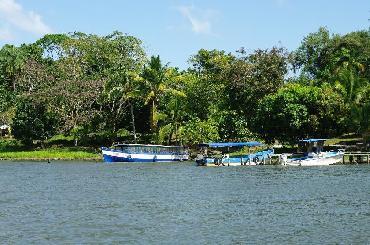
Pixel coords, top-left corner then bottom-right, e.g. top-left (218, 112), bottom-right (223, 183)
top-left (0, 162), bottom-right (369, 243)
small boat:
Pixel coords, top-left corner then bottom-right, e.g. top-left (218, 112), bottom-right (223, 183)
top-left (101, 144), bottom-right (189, 163)
top-left (280, 139), bottom-right (344, 166)
top-left (195, 142), bottom-right (274, 166)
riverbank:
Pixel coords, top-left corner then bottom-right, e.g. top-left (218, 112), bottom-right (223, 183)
top-left (0, 147), bottom-right (101, 161)
top-left (0, 135), bottom-right (367, 161)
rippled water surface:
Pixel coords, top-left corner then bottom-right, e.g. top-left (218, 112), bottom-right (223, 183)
top-left (0, 161), bottom-right (369, 244)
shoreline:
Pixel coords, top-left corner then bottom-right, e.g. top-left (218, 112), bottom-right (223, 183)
top-left (0, 157), bottom-right (102, 161)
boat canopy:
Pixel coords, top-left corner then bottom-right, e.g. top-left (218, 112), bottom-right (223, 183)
top-left (110, 144), bottom-right (187, 154)
top-left (300, 139), bottom-right (327, 143)
top-left (113, 143), bottom-right (185, 148)
top-left (200, 142), bottom-right (262, 148)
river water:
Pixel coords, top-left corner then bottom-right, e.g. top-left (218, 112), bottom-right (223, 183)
top-left (0, 161), bottom-right (369, 244)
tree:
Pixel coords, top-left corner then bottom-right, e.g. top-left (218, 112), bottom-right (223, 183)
top-left (12, 98), bottom-right (57, 144)
top-left (142, 56), bottom-right (184, 139)
top-left (0, 45), bottom-right (26, 92)
top-left (292, 27), bottom-right (334, 80)
top-left (33, 31), bottom-right (147, 145)
top-left (101, 32), bottom-right (146, 141)
top-left (178, 118), bottom-right (219, 146)
top-left (228, 47), bottom-right (288, 115)
top-left (104, 72), bottom-right (142, 142)
top-left (157, 70), bottom-right (188, 144)
top-left (253, 83), bottom-right (348, 144)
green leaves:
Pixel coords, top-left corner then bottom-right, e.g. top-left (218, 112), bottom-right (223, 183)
top-left (12, 98), bottom-right (57, 144)
top-left (253, 83), bottom-right (348, 145)
top-left (0, 27), bottom-right (369, 147)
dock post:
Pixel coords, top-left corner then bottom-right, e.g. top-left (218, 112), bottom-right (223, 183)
top-left (343, 155), bottom-right (345, 164)
top-left (368, 154), bottom-right (369, 164)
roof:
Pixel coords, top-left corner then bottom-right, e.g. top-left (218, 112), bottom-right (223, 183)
top-left (300, 138), bottom-right (327, 142)
top-left (200, 141), bottom-right (262, 148)
top-left (113, 143), bottom-right (185, 148)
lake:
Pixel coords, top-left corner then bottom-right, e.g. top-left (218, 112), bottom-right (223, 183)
top-left (0, 161), bottom-right (369, 244)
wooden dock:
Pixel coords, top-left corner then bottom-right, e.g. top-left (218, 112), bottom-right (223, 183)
top-left (343, 152), bottom-right (370, 164)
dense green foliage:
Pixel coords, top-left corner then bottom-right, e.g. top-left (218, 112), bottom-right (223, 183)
top-left (0, 28), bottom-right (369, 147)
top-left (12, 98), bottom-right (57, 144)
top-left (253, 83), bottom-right (348, 144)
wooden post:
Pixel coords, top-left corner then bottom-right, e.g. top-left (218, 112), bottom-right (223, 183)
top-left (368, 154), bottom-right (369, 164)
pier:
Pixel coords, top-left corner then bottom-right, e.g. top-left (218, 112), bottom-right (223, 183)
top-left (343, 152), bottom-right (370, 164)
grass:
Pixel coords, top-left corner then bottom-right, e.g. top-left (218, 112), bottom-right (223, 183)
top-left (324, 135), bottom-right (363, 146)
top-left (0, 148), bottom-right (102, 160)
top-left (0, 139), bottom-right (101, 160)
top-left (0, 148), bottom-right (101, 160)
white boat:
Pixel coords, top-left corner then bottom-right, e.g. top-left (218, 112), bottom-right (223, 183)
top-left (101, 144), bottom-right (189, 163)
top-left (280, 139), bottom-right (344, 166)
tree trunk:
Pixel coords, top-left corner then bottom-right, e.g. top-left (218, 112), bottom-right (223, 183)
top-left (130, 102), bottom-right (137, 143)
top-left (151, 100), bottom-right (157, 133)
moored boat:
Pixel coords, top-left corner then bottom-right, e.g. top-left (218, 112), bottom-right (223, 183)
top-left (196, 142), bottom-right (274, 166)
top-left (280, 139), bottom-right (344, 166)
top-left (101, 144), bottom-right (189, 163)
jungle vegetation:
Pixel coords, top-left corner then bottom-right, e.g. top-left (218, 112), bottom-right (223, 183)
top-left (0, 28), bottom-right (369, 147)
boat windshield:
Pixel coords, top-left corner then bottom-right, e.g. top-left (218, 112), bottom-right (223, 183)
top-left (114, 145), bottom-right (186, 155)
top-left (299, 140), bottom-right (325, 155)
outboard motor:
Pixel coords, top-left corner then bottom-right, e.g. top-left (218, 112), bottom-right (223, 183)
top-left (280, 154), bottom-right (288, 165)
top-left (196, 154), bottom-right (206, 166)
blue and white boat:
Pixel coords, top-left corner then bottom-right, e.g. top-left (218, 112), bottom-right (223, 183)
top-left (101, 144), bottom-right (189, 163)
top-left (196, 142), bottom-right (274, 166)
top-left (280, 139), bottom-right (344, 166)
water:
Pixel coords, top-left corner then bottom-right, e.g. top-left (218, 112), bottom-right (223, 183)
top-left (0, 161), bottom-right (369, 244)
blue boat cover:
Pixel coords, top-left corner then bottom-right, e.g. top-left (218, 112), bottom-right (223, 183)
top-left (200, 141), bottom-right (262, 148)
top-left (299, 139), bottom-right (327, 142)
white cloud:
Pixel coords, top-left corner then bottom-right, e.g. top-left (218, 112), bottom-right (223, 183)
top-left (177, 5), bottom-right (217, 35)
top-left (0, 26), bottom-right (14, 40)
top-left (0, 0), bottom-right (52, 40)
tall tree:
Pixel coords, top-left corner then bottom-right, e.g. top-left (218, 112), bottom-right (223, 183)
top-left (12, 97), bottom-right (57, 145)
top-left (228, 47), bottom-right (288, 115)
top-left (253, 83), bottom-right (348, 144)
top-left (141, 56), bottom-right (171, 136)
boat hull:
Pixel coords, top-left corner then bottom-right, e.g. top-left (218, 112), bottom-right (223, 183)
top-left (197, 149), bottom-right (274, 167)
top-left (102, 149), bottom-right (189, 163)
top-left (282, 151), bottom-right (344, 166)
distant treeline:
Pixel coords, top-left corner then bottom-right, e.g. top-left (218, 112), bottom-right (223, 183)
top-left (0, 28), bottom-right (369, 146)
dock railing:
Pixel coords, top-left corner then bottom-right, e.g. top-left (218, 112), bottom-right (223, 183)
top-left (343, 152), bottom-right (370, 164)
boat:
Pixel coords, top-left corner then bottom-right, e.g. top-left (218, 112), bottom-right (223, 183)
top-left (280, 139), bottom-right (344, 166)
top-left (101, 144), bottom-right (189, 163)
top-left (195, 142), bottom-right (274, 166)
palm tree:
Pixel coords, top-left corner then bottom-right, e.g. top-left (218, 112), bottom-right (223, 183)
top-left (105, 71), bottom-right (140, 143)
top-left (142, 56), bottom-right (185, 142)
top-left (142, 56), bottom-right (169, 134)
top-left (334, 60), bottom-right (370, 134)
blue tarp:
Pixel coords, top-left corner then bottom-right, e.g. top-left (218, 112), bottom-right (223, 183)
top-left (200, 141), bottom-right (262, 148)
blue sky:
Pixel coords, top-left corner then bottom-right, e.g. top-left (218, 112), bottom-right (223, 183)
top-left (0, 0), bottom-right (369, 69)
